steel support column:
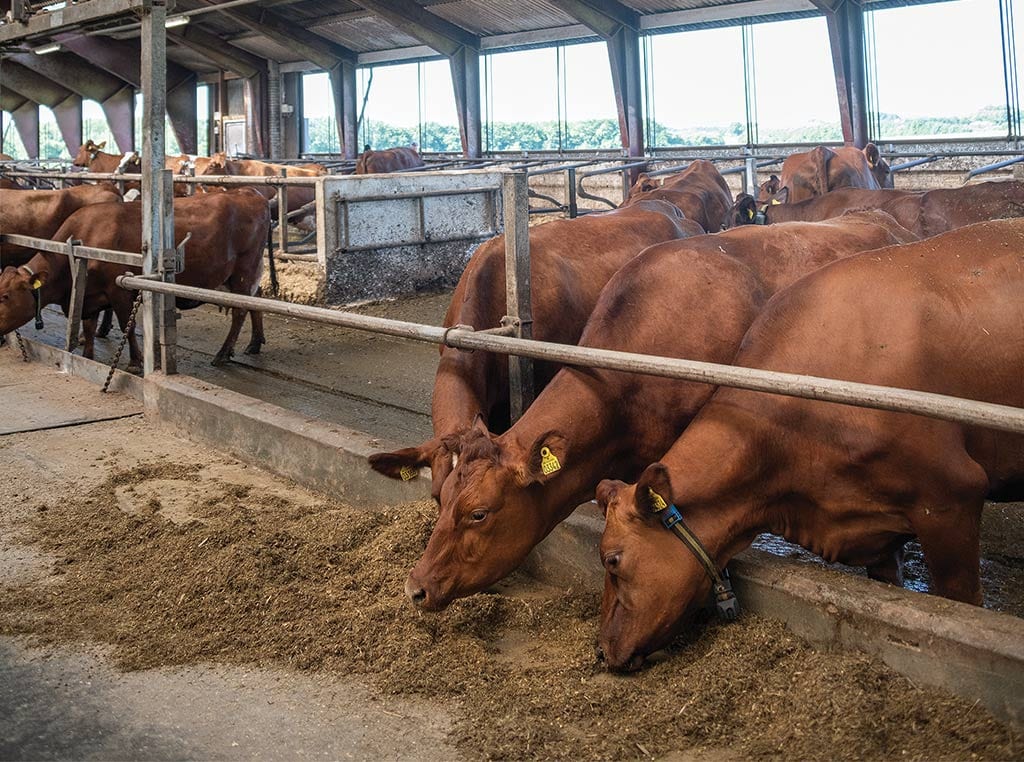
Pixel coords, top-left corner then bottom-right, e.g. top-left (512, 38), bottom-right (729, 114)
top-left (607, 24), bottom-right (644, 158)
top-left (1, 61), bottom-right (83, 156)
top-left (329, 60), bottom-right (358, 160)
top-left (141, 0), bottom-right (176, 376)
top-left (282, 71), bottom-right (300, 158)
top-left (268, 59), bottom-right (282, 160)
top-left (450, 45), bottom-right (481, 158)
top-left (817, 0), bottom-right (869, 147)
top-left (0, 90), bottom-right (39, 158)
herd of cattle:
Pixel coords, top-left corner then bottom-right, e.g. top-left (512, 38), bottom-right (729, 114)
top-left (368, 144), bottom-right (1024, 671)
top-left (0, 140), bottom-right (424, 368)
top-left (1, 141), bottom-right (1022, 672)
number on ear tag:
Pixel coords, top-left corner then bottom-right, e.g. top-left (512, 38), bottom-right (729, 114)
top-left (399, 466), bottom-right (418, 481)
top-left (540, 447), bottom-right (561, 476)
top-left (770, 198), bottom-right (782, 206)
top-left (31, 279), bottom-right (42, 290)
top-left (648, 488), bottom-right (668, 511)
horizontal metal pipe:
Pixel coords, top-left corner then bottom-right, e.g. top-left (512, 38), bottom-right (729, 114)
top-left (332, 186), bottom-right (498, 203)
top-left (2, 234), bottom-right (144, 266)
top-left (965, 156), bottom-right (1024, 180)
top-left (890, 156), bottom-right (940, 173)
top-left (0, 170), bottom-right (320, 186)
top-left (115, 276), bottom-right (1024, 435)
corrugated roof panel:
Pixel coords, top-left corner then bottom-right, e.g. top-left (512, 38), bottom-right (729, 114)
top-left (228, 35), bottom-right (307, 64)
top-left (283, 0), bottom-right (364, 23)
top-left (429, 0), bottom-right (578, 36)
top-left (625, 0), bottom-right (756, 11)
top-left (311, 14), bottom-right (425, 53)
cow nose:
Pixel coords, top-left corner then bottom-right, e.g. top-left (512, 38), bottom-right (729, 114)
top-left (404, 575), bottom-right (428, 608)
top-left (595, 645), bottom-right (606, 663)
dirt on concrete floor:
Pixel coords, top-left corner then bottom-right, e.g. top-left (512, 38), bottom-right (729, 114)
top-left (0, 414), bottom-right (1019, 762)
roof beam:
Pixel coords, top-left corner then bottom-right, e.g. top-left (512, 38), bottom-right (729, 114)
top-left (0, 87), bottom-right (30, 113)
top-left (56, 34), bottom-right (195, 91)
top-left (1, 62), bottom-right (81, 155)
top-left (8, 51), bottom-right (126, 102)
top-left (544, 0), bottom-right (639, 39)
top-left (168, 25), bottom-right (267, 79)
top-left (350, 0), bottom-right (479, 57)
top-left (0, 0), bottom-right (143, 44)
top-left (207, 3), bottom-right (356, 70)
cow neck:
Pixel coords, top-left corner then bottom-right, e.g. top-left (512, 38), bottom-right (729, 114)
top-left (503, 369), bottom-right (632, 526)
top-left (657, 409), bottom-right (776, 570)
top-left (27, 251), bottom-right (71, 310)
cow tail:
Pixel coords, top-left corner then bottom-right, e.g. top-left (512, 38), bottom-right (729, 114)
top-left (266, 223), bottom-right (279, 297)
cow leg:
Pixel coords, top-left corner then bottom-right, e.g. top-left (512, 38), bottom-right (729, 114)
top-left (212, 307), bottom-right (247, 366)
top-left (866, 542), bottom-right (906, 587)
top-left (243, 309), bottom-right (265, 355)
top-left (81, 317), bottom-right (97, 360)
top-left (913, 504), bottom-right (983, 605)
top-left (96, 308), bottom-right (114, 338)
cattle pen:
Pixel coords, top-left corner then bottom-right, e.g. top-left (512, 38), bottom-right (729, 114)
top-left (3, 0), bottom-right (1024, 758)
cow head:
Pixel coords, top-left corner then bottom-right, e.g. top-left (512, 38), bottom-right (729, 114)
top-left (596, 464), bottom-right (710, 672)
top-left (863, 143), bottom-right (893, 189)
top-left (723, 193), bottom-right (758, 228)
top-left (204, 153), bottom-right (230, 174)
top-left (756, 175), bottom-right (781, 205)
top-left (627, 173), bottom-right (659, 199)
top-left (402, 416), bottom-right (568, 611)
top-left (73, 140), bottom-right (107, 167)
top-left (0, 264), bottom-right (49, 335)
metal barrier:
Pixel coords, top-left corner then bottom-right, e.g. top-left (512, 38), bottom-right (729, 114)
top-left (114, 273), bottom-right (1024, 436)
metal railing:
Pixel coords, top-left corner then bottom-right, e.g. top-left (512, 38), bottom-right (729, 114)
top-left (114, 273), bottom-right (1024, 436)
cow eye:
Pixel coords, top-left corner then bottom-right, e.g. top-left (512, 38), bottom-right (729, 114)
top-left (470, 509), bottom-right (488, 522)
top-left (603, 552), bottom-right (621, 571)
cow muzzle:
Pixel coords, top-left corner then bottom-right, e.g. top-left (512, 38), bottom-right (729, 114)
top-left (404, 573), bottom-right (449, 612)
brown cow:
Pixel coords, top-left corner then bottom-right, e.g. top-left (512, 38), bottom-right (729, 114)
top-left (199, 153), bottom-right (324, 212)
top-left (0, 189), bottom-right (271, 370)
top-left (368, 200), bottom-right (704, 499)
top-left (399, 211), bottom-right (918, 611)
top-left (596, 218), bottom-right (1024, 671)
top-left (726, 181), bottom-right (1024, 238)
top-left (761, 144), bottom-right (891, 205)
top-left (621, 160), bottom-right (733, 233)
top-left (72, 140), bottom-right (140, 174)
top-left (0, 153), bottom-right (13, 161)
top-left (354, 145), bottom-right (426, 174)
top-left (0, 184), bottom-right (123, 266)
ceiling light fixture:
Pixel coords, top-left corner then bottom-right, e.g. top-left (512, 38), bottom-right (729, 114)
top-left (165, 15), bottom-right (190, 28)
top-left (33, 42), bottom-right (61, 55)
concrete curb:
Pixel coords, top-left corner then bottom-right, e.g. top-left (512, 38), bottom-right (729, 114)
top-left (15, 338), bottom-right (1024, 729)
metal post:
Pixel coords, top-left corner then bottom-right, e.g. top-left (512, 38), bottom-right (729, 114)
top-left (744, 148), bottom-right (756, 196)
top-left (268, 59), bottom-right (283, 160)
top-left (141, 0), bottom-right (170, 376)
top-left (567, 167), bottom-right (578, 218)
top-left (277, 167), bottom-right (288, 255)
top-left (158, 169), bottom-right (177, 374)
top-left (502, 171), bottom-right (533, 421)
top-left (63, 238), bottom-right (87, 352)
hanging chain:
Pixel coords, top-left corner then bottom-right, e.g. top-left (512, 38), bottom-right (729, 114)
top-left (13, 330), bottom-right (30, 363)
top-left (101, 292), bottom-right (144, 394)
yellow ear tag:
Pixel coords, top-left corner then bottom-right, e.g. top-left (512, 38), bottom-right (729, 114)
top-left (31, 278), bottom-right (42, 290)
top-left (399, 465), bottom-right (418, 481)
top-left (540, 447), bottom-right (561, 476)
top-left (648, 488), bottom-right (668, 511)
top-left (770, 198), bottom-right (781, 206)
top-left (747, 208), bottom-right (755, 220)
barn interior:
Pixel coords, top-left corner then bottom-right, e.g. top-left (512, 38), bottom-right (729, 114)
top-left (1, 0), bottom-right (1023, 759)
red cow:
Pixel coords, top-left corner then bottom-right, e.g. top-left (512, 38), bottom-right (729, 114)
top-left (621, 160), bottom-right (733, 233)
top-left (369, 200), bottom-right (704, 499)
top-left (400, 211), bottom-right (918, 611)
top-left (759, 144), bottom-right (891, 205)
top-left (354, 145), bottom-right (426, 174)
top-left (0, 189), bottom-right (270, 370)
top-left (0, 184), bottom-right (123, 266)
top-left (726, 181), bottom-right (1024, 237)
top-left (596, 218), bottom-right (1024, 671)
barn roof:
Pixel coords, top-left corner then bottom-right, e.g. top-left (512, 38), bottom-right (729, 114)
top-left (0, 0), bottom-right (953, 77)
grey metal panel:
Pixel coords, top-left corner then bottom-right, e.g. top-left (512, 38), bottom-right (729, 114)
top-left (228, 36), bottom-right (307, 63)
top-left (312, 14), bottom-right (425, 52)
top-left (428, 0), bottom-right (579, 36)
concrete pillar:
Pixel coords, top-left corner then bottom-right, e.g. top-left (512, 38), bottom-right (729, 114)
top-left (449, 46), bottom-right (481, 158)
top-left (329, 60), bottom-right (358, 159)
top-left (282, 72), bottom-right (300, 158)
top-left (607, 25), bottom-right (644, 158)
top-left (268, 60), bottom-right (282, 160)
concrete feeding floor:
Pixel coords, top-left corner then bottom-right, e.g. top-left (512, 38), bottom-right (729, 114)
top-left (0, 359), bottom-right (458, 761)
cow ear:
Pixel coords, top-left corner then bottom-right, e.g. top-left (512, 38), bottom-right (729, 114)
top-left (634, 463), bottom-right (674, 516)
top-left (771, 186), bottom-right (789, 205)
top-left (96, 141), bottom-right (107, 150)
top-left (864, 142), bottom-right (880, 168)
top-left (368, 436), bottom-right (457, 501)
top-left (518, 430), bottom-right (568, 486)
top-left (595, 479), bottom-right (621, 518)
top-left (735, 193), bottom-right (757, 222)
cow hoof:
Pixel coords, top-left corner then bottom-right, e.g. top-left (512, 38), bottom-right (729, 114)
top-left (243, 341), bottom-right (263, 355)
top-left (126, 363), bottom-right (142, 375)
top-left (96, 328), bottom-right (111, 339)
top-left (211, 353), bottom-right (232, 366)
